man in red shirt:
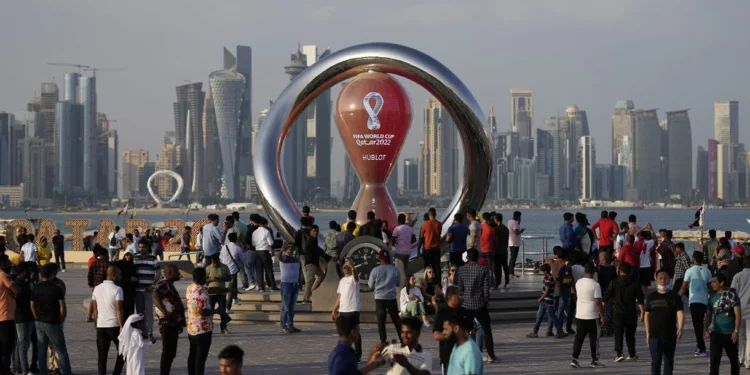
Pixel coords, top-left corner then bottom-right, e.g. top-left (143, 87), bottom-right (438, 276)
top-left (479, 213), bottom-right (495, 269)
top-left (419, 210), bottom-right (443, 282)
top-left (591, 210), bottom-right (618, 257)
top-left (617, 235), bottom-right (640, 282)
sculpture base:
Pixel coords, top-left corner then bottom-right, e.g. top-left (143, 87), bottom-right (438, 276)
top-left (351, 184), bottom-right (398, 230)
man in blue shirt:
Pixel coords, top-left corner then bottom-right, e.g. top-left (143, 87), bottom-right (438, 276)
top-left (328, 314), bottom-right (385, 375)
top-left (369, 249), bottom-right (402, 343)
top-left (678, 251), bottom-right (713, 357)
top-left (202, 214), bottom-right (223, 267)
top-left (559, 212), bottom-right (576, 262)
top-left (445, 213), bottom-right (470, 267)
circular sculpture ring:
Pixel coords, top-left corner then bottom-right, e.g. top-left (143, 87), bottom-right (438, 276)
top-left (254, 42), bottom-right (493, 242)
top-left (147, 170), bottom-right (184, 205)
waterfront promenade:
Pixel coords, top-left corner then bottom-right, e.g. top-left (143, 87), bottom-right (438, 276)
top-left (54, 268), bottom-right (722, 374)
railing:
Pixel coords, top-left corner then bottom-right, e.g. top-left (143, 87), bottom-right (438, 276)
top-left (517, 235), bottom-right (556, 274)
top-left (167, 251), bottom-right (204, 263)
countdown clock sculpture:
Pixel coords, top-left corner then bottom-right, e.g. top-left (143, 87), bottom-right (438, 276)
top-left (339, 236), bottom-right (389, 290)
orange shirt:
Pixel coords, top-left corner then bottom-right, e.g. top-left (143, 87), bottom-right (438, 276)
top-left (0, 271), bottom-right (16, 321)
top-left (420, 219), bottom-right (442, 250)
top-left (480, 223), bottom-right (495, 253)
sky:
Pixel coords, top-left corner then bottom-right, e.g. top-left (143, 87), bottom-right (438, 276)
top-left (1, 0), bottom-right (749, 190)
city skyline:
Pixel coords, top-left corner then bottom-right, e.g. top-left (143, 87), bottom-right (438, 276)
top-left (1, 1), bottom-right (749, 204)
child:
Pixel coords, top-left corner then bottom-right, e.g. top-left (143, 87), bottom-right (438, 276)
top-left (399, 275), bottom-right (431, 327)
top-left (527, 264), bottom-right (564, 338)
top-left (118, 314), bottom-right (155, 375)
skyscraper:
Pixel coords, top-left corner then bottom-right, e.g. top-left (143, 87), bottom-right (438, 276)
top-left (107, 130), bottom-right (118, 197)
top-left (174, 82), bottom-right (205, 199)
top-left (507, 157), bottom-right (536, 201)
top-left (121, 149), bottom-right (149, 199)
top-left (566, 105), bottom-right (590, 137)
top-left (487, 106), bottom-right (498, 133)
top-left (78, 75), bottom-right (97, 192)
top-left (696, 146), bottom-right (708, 199)
top-left (63, 73), bottom-right (79, 102)
top-left (95, 113), bottom-right (111, 197)
top-left (578, 136), bottom-right (595, 200)
top-left (299, 45), bottom-right (332, 197)
top-left (536, 128), bottom-right (554, 201)
top-left (403, 158), bottom-right (419, 193)
top-left (137, 162), bottom-right (156, 196)
top-left (422, 96), bottom-right (458, 197)
top-left (55, 101), bottom-right (84, 194)
top-left (664, 110), bottom-right (693, 199)
top-left (612, 100), bottom-right (635, 189)
top-left (510, 89), bottom-right (533, 138)
top-left (343, 155), bottom-right (359, 202)
top-left (707, 139), bottom-right (718, 199)
top-left (209, 70), bottom-right (245, 200)
top-left (157, 143), bottom-right (185, 199)
top-left (0, 113), bottom-right (16, 186)
top-left (39, 81), bottom-right (58, 199)
top-left (283, 48), bottom-right (308, 201)
top-left (224, 46), bottom-right (253, 179)
top-left (20, 137), bottom-right (48, 206)
top-left (633, 109), bottom-right (662, 201)
top-left (714, 101), bottom-right (739, 145)
top-left (546, 117), bottom-right (576, 200)
top-left (717, 143), bottom-right (734, 201)
top-left (202, 88), bottom-right (219, 198)
top-left (734, 144), bottom-right (746, 200)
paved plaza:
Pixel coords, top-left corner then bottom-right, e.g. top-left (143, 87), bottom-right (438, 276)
top-left (57, 267), bottom-right (726, 374)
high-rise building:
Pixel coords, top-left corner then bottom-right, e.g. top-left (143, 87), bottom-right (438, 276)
top-left (717, 143), bottom-right (736, 201)
top-left (734, 144), bottom-right (746, 200)
top-left (302, 46), bottom-right (332, 198)
top-left (566, 105), bottom-right (590, 137)
top-left (283, 48), bottom-right (308, 201)
top-left (209, 70), bottom-right (245, 200)
top-left (546, 117), bottom-right (576, 200)
top-left (714, 101), bottom-right (739, 145)
top-left (632, 109), bottom-right (662, 201)
top-left (417, 141), bottom-right (425, 195)
top-left (63, 73), bottom-right (79, 102)
top-left (55, 101), bottom-right (84, 194)
top-left (39, 81), bottom-right (58, 199)
top-left (78, 75), bottom-right (97, 192)
top-left (157, 143), bottom-right (185, 200)
top-left (487, 106), bottom-right (498, 133)
top-left (536, 128), bottom-right (554, 201)
top-left (137, 162), bottom-right (156, 196)
top-left (343, 155), bottom-right (359, 202)
top-left (664, 110), bottom-right (693, 199)
top-left (507, 157), bottom-right (535, 201)
top-left (612, 100), bottom-right (636, 189)
top-left (387, 165), bottom-right (398, 201)
top-left (422, 96), bottom-right (459, 197)
top-left (578, 136), bottom-right (595, 200)
top-left (0, 113), bottom-right (18, 186)
top-left (202, 89), bottom-right (219, 198)
top-left (95, 113), bottom-right (111, 197)
top-left (510, 89), bottom-right (532, 138)
top-left (20, 137), bottom-right (49, 206)
top-left (225, 46), bottom-right (253, 180)
top-left (403, 158), bottom-right (419, 193)
top-left (121, 149), bottom-right (149, 199)
top-left (174, 82), bottom-right (205, 199)
top-left (107, 130), bottom-right (118, 197)
top-left (696, 146), bottom-right (708, 200)
top-left (707, 139), bottom-right (718, 199)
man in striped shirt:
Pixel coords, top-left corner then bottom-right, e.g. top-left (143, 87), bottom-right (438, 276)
top-left (133, 239), bottom-right (160, 338)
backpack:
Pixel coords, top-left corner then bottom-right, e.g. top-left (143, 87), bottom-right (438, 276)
top-left (110, 233), bottom-right (118, 247)
top-left (559, 265), bottom-right (574, 286)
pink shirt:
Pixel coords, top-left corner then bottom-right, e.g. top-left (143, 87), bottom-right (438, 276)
top-left (392, 224), bottom-right (414, 255)
top-left (628, 223), bottom-right (641, 236)
top-left (508, 219), bottom-right (521, 247)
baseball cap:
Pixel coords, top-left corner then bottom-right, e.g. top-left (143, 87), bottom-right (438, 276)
top-left (379, 249), bottom-right (390, 262)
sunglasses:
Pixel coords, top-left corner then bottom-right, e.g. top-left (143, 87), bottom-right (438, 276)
top-left (449, 269), bottom-right (456, 273)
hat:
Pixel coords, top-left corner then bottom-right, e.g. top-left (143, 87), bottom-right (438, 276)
top-left (379, 249), bottom-right (390, 262)
top-left (732, 245), bottom-right (745, 256)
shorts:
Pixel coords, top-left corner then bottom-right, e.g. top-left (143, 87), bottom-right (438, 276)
top-left (639, 267), bottom-right (652, 286)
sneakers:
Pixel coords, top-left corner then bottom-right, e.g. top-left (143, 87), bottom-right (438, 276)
top-left (570, 359), bottom-right (580, 368)
top-left (614, 354), bottom-right (625, 362)
top-left (61, 269), bottom-right (66, 273)
top-left (546, 331), bottom-right (555, 337)
top-left (283, 327), bottom-right (294, 334)
top-left (590, 361), bottom-right (605, 368)
top-left (484, 356), bottom-right (498, 364)
top-left (555, 331), bottom-right (567, 339)
top-left (526, 332), bottom-right (538, 338)
top-left (423, 321), bottom-right (431, 328)
top-left (245, 284), bottom-right (257, 291)
top-left (290, 326), bottom-right (302, 333)
top-left (226, 309), bottom-right (234, 315)
top-left (695, 351), bottom-right (707, 357)
top-left (626, 354), bottom-right (638, 361)
top-left (221, 329), bottom-right (231, 334)
top-left (566, 329), bottom-right (576, 335)
top-left (300, 300), bottom-right (311, 305)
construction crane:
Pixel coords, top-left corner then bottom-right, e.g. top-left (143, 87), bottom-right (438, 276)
top-left (47, 62), bottom-right (90, 73)
top-left (83, 67), bottom-right (126, 77)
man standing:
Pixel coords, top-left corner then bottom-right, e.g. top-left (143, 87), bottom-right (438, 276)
top-left (186, 268), bottom-right (213, 375)
top-left (627, 215), bottom-right (641, 236)
top-left (179, 226), bottom-right (192, 262)
top-left (591, 210), bottom-right (617, 260)
top-left (206, 255), bottom-right (232, 334)
top-left (360, 211), bottom-right (383, 240)
top-left (51, 230), bottom-right (66, 272)
top-left (705, 273), bottom-right (741, 375)
top-left (420, 210), bottom-right (442, 282)
top-left (493, 213), bottom-right (510, 289)
top-left (331, 258), bottom-right (361, 360)
top-left (324, 221), bottom-right (341, 266)
top-left (31, 264), bottom-right (72, 375)
top-left (381, 316), bottom-right (433, 375)
top-left (478, 213), bottom-right (495, 270)
top-left (0, 254), bottom-right (18, 374)
top-left (703, 230), bottom-right (719, 268)
top-left (108, 227), bottom-right (123, 261)
top-left (337, 223), bottom-right (356, 255)
top-left (251, 217), bottom-right (276, 293)
top-left (455, 248), bottom-right (497, 363)
top-left (656, 230), bottom-right (676, 283)
top-left (277, 243), bottom-right (301, 333)
top-left (618, 235), bottom-right (640, 281)
top-left (673, 243), bottom-right (690, 294)
top-left (570, 263), bottom-right (605, 369)
top-left (466, 209), bottom-right (481, 250)
top-left (731, 256), bottom-right (750, 369)
top-left (92, 266), bottom-right (125, 375)
top-left (302, 205), bottom-right (315, 224)
top-left (328, 314), bottom-right (385, 375)
top-left (432, 286), bottom-right (466, 372)
top-left (507, 211), bottom-right (524, 277)
top-left (220, 233), bottom-right (243, 314)
top-left (369, 249), bottom-right (402, 343)
top-left (559, 213), bottom-right (576, 263)
top-left (133, 239), bottom-right (160, 339)
top-left (21, 234), bottom-right (37, 263)
top-left (242, 215), bottom-right (260, 292)
top-left (645, 269), bottom-right (684, 375)
top-left (300, 225), bottom-right (332, 304)
top-left (344, 210), bottom-right (361, 237)
top-left (444, 313), bottom-right (483, 375)
top-left (445, 213), bottom-right (470, 268)
top-left (392, 214), bottom-right (415, 271)
top-left (232, 212), bottom-right (248, 245)
top-left (202, 214), bottom-right (223, 267)
top-left (678, 251), bottom-right (712, 357)
top-left (603, 262), bottom-right (644, 362)
top-left (153, 264), bottom-right (186, 375)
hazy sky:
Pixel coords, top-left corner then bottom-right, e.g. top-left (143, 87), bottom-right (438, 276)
top-left (2, 0), bottom-right (749, 189)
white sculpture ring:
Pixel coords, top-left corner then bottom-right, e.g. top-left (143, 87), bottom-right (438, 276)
top-left (147, 170), bottom-right (184, 205)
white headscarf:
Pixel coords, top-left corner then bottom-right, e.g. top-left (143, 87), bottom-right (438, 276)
top-left (118, 314), bottom-right (144, 360)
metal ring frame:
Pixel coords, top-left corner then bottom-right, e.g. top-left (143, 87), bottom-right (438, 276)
top-left (254, 42), bottom-right (493, 243)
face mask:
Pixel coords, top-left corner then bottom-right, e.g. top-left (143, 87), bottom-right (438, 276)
top-left (657, 284), bottom-right (671, 291)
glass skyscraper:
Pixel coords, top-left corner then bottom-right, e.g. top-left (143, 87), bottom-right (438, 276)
top-left (209, 69), bottom-right (245, 200)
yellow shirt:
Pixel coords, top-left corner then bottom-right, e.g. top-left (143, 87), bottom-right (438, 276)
top-left (38, 246), bottom-right (52, 266)
top-left (343, 221), bottom-right (361, 237)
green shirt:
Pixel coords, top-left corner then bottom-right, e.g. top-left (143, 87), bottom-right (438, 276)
top-left (205, 263), bottom-right (231, 294)
top-left (234, 221), bottom-right (248, 244)
top-left (708, 291), bottom-right (740, 334)
top-left (703, 239), bottom-right (719, 265)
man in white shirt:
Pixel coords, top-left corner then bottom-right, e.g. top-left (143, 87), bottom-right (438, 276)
top-left (91, 266), bottom-right (125, 375)
top-left (382, 316), bottom-right (433, 375)
top-left (570, 263), bottom-right (605, 369)
top-left (507, 211), bottom-right (525, 278)
top-left (108, 226), bottom-right (123, 261)
top-left (731, 264), bottom-right (750, 368)
top-left (221, 232), bottom-right (243, 314)
top-left (21, 233), bottom-right (38, 262)
top-left (332, 258), bottom-right (362, 361)
top-left (251, 218), bottom-right (276, 292)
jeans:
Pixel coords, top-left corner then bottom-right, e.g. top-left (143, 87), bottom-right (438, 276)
top-left (571, 318), bottom-right (599, 362)
top-left (255, 250), bottom-right (276, 291)
top-left (614, 313), bottom-right (637, 356)
top-left (424, 249), bottom-right (442, 282)
top-left (303, 263), bottom-right (324, 301)
top-left (54, 251), bottom-right (66, 270)
top-left (710, 332), bottom-right (740, 375)
top-left (689, 303), bottom-right (707, 352)
top-left (160, 326), bottom-right (180, 375)
top-left (533, 303), bottom-right (559, 334)
top-left (280, 282), bottom-right (298, 329)
top-left (188, 332), bottom-right (212, 375)
top-left (375, 299), bottom-right (402, 343)
top-left (0, 320), bottom-right (16, 374)
top-left (135, 290), bottom-right (154, 335)
top-left (467, 307), bottom-right (496, 359)
top-left (740, 319), bottom-right (750, 368)
top-left (242, 250), bottom-right (257, 288)
top-left (554, 291), bottom-right (571, 330)
top-left (35, 322), bottom-right (72, 375)
top-left (494, 251), bottom-right (509, 287)
top-left (96, 327), bottom-right (124, 375)
top-left (108, 248), bottom-right (119, 261)
top-left (14, 320), bottom-right (33, 373)
top-left (649, 338), bottom-right (676, 375)
top-left (509, 246), bottom-right (520, 275)
top-left (227, 273), bottom-right (238, 310)
top-left (339, 312), bottom-right (362, 359)
top-left (154, 248), bottom-right (164, 261)
top-left (209, 295), bottom-right (231, 331)
top-left (178, 246), bottom-right (191, 262)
